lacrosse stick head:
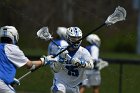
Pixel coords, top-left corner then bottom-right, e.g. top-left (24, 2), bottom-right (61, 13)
top-left (105, 6), bottom-right (126, 25)
top-left (37, 27), bottom-right (52, 41)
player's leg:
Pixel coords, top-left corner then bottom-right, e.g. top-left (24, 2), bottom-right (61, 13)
top-left (66, 85), bottom-right (80, 93)
top-left (51, 80), bottom-right (66, 93)
top-left (89, 71), bottom-right (101, 93)
top-left (79, 78), bottom-right (89, 93)
top-left (79, 85), bottom-right (86, 93)
top-left (93, 86), bottom-right (100, 93)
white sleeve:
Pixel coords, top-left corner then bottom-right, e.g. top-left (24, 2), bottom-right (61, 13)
top-left (60, 40), bottom-right (68, 47)
top-left (81, 48), bottom-right (94, 69)
top-left (5, 44), bottom-right (29, 68)
top-left (90, 46), bottom-right (99, 60)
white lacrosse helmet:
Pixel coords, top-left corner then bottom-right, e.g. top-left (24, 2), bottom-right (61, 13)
top-left (0, 26), bottom-right (19, 44)
top-left (86, 34), bottom-right (101, 47)
top-left (56, 27), bottom-right (67, 40)
top-left (66, 27), bottom-right (82, 48)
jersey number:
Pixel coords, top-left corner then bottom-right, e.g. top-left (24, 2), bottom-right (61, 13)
top-left (65, 66), bottom-right (79, 77)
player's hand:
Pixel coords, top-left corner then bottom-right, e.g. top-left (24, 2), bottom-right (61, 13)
top-left (59, 50), bottom-right (69, 59)
top-left (40, 55), bottom-right (58, 65)
top-left (13, 78), bottom-right (20, 86)
top-left (94, 59), bottom-right (109, 70)
top-left (71, 58), bottom-right (86, 67)
top-left (59, 50), bottom-right (71, 64)
top-left (11, 78), bottom-right (20, 87)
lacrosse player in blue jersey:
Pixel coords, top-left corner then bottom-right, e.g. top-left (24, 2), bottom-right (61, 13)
top-left (80, 34), bottom-right (108, 93)
top-left (0, 26), bottom-right (55, 93)
top-left (48, 27), bottom-right (94, 93)
top-left (48, 27), bottom-right (68, 56)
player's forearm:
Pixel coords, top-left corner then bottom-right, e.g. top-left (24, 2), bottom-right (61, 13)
top-left (25, 60), bottom-right (43, 70)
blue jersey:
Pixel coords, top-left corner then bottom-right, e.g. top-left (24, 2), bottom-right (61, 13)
top-left (0, 44), bottom-right (16, 84)
top-left (0, 43), bottom-right (29, 84)
top-left (48, 39), bottom-right (68, 55)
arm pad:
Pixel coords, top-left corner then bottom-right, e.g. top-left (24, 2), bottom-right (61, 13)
top-left (50, 62), bottom-right (62, 73)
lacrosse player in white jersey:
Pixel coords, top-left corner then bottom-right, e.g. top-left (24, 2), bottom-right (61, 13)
top-left (80, 34), bottom-right (108, 93)
top-left (48, 27), bottom-right (94, 93)
top-left (0, 26), bottom-right (55, 93)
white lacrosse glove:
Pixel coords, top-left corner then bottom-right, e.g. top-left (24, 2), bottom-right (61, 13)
top-left (59, 50), bottom-right (69, 59)
top-left (71, 58), bottom-right (86, 68)
top-left (59, 50), bottom-right (71, 60)
top-left (11, 78), bottom-right (20, 87)
top-left (95, 59), bottom-right (109, 70)
top-left (40, 55), bottom-right (58, 65)
top-left (13, 78), bottom-right (20, 86)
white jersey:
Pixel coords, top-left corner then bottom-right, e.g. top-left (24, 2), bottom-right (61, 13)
top-left (5, 44), bottom-right (29, 67)
top-left (54, 46), bottom-right (92, 87)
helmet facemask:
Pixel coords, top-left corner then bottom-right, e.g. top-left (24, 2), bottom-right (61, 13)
top-left (66, 27), bottom-right (82, 49)
top-left (0, 26), bottom-right (19, 44)
top-left (67, 35), bottom-right (82, 49)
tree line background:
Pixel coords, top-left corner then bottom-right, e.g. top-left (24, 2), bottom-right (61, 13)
top-left (0, 0), bottom-right (138, 55)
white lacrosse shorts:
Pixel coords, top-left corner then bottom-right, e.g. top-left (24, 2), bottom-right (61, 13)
top-left (51, 80), bottom-right (80, 93)
top-left (0, 79), bottom-right (15, 93)
top-left (82, 70), bottom-right (101, 87)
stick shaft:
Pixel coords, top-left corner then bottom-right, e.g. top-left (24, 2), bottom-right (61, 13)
top-left (50, 39), bottom-right (61, 49)
top-left (53, 23), bottom-right (106, 57)
top-left (18, 71), bottom-right (31, 81)
top-left (17, 23), bottom-right (106, 82)
top-left (50, 39), bottom-right (71, 60)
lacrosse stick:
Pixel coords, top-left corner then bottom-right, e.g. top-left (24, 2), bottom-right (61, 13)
top-left (53, 6), bottom-right (126, 58)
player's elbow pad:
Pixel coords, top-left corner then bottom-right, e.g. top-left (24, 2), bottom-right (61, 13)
top-left (50, 62), bottom-right (62, 73)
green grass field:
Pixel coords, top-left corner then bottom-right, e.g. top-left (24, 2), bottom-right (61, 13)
top-left (15, 63), bottom-right (140, 93)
